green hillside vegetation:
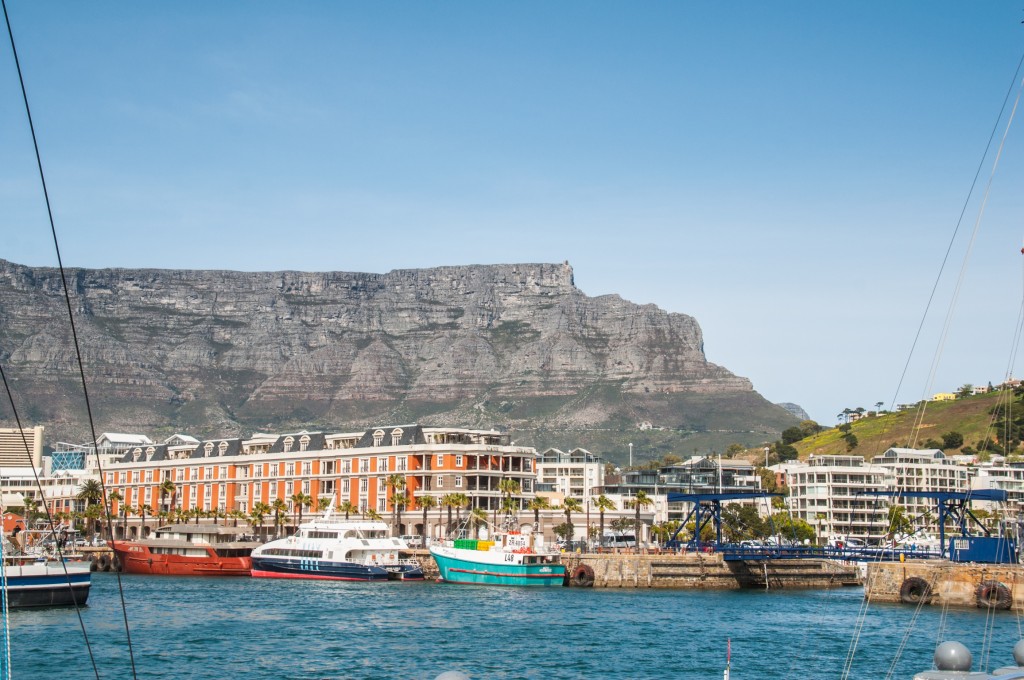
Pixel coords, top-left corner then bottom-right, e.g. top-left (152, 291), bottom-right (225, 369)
top-left (785, 389), bottom-right (1024, 462)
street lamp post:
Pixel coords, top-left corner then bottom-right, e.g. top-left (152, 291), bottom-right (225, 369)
top-left (629, 443), bottom-right (633, 468)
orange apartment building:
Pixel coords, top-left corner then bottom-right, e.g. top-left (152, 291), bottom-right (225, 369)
top-left (104, 424), bottom-right (537, 539)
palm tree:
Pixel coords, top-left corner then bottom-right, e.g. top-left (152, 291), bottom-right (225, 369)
top-left (77, 479), bottom-right (104, 507)
top-left (271, 499), bottom-right (287, 536)
top-left (137, 504), bottom-right (151, 534)
top-left (159, 478), bottom-right (177, 512)
top-left (452, 493), bottom-right (469, 527)
top-left (338, 501), bottom-right (358, 520)
top-left (497, 478), bottom-right (521, 515)
top-left (251, 502), bottom-right (272, 533)
top-left (366, 509), bottom-right (382, 522)
top-left (228, 509), bottom-right (247, 527)
top-left (393, 490), bottom-right (409, 536)
top-left (561, 497), bottom-right (583, 527)
top-left (527, 497), bottom-right (551, 530)
top-left (418, 495), bottom-right (437, 543)
top-left (592, 495), bottom-right (616, 549)
top-left (441, 493), bottom-right (459, 536)
top-left (289, 492), bottom-right (312, 528)
top-left (386, 473), bottom-right (406, 536)
top-left (628, 491), bottom-right (653, 549)
top-left (315, 496), bottom-right (332, 513)
top-left (469, 508), bottom-right (488, 538)
top-left (120, 504), bottom-right (134, 539)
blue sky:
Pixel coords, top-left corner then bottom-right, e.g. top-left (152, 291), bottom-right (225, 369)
top-left (3, 2), bottom-right (1024, 427)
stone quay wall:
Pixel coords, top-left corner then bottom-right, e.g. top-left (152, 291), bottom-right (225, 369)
top-left (865, 560), bottom-right (1024, 611)
top-left (412, 549), bottom-right (859, 589)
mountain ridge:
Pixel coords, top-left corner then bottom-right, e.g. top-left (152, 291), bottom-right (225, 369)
top-left (0, 258), bottom-right (797, 458)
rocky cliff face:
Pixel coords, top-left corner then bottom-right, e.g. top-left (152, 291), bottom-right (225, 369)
top-left (0, 259), bottom-right (792, 450)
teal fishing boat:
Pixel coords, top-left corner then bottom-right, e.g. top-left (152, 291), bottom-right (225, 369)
top-left (430, 532), bottom-right (565, 587)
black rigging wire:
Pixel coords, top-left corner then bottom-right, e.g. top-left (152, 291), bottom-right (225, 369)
top-left (1, 1), bottom-right (138, 677)
top-left (886, 48), bottom-right (1024, 448)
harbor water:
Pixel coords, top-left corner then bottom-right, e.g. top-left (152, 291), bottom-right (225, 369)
top-left (9, 573), bottom-right (1022, 679)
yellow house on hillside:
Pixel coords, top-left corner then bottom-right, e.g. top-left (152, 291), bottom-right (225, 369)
top-left (931, 392), bottom-right (956, 402)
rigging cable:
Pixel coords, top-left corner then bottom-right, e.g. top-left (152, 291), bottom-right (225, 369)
top-left (1, 2), bottom-right (138, 677)
top-left (875, 47), bottom-right (1024, 447)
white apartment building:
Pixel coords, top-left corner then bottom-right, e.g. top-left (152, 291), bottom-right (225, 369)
top-left (971, 463), bottom-right (1024, 513)
top-left (776, 455), bottom-right (894, 544)
top-left (535, 448), bottom-right (605, 504)
top-left (871, 448), bottom-right (972, 518)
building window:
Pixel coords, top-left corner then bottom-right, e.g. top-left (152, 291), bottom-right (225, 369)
top-left (302, 480), bottom-right (310, 494)
top-left (378, 457), bottom-right (388, 472)
top-left (359, 478), bottom-right (368, 493)
top-left (377, 477), bottom-right (386, 493)
top-left (391, 428), bottom-right (403, 446)
top-left (176, 469), bottom-right (184, 481)
top-left (396, 457), bottom-right (407, 472)
top-left (219, 483), bottom-right (225, 499)
top-left (437, 454), bottom-right (444, 467)
top-left (360, 458), bottom-right (370, 473)
top-left (322, 461), bottom-right (334, 475)
top-left (145, 470), bottom-right (153, 483)
top-left (342, 460), bottom-right (351, 474)
top-left (373, 430), bottom-right (385, 447)
top-left (299, 435), bottom-right (310, 452)
top-left (219, 466), bottom-right (227, 479)
top-left (254, 465), bottom-right (263, 478)
top-left (524, 459), bottom-right (532, 472)
top-left (455, 476), bottom-right (462, 488)
top-left (119, 472), bottom-right (127, 484)
top-left (302, 462), bottom-right (312, 475)
top-left (205, 467), bottom-right (213, 480)
top-left (437, 475), bottom-right (444, 488)
top-left (342, 479), bottom-right (350, 494)
top-left (204, 485), bottom-right (212, 500)
top-left (378, 497), bottom-right (387, 512)
top-left (252, 485), bottom-right (259, 500)
top-left (283, 436), bottom-right (294, 453)
top-left (144, 489), bottom-right (151, 503)
top-left (286, 463), bottom-right (294, 476)
top-left (455, 455), bottom-right (463, 467)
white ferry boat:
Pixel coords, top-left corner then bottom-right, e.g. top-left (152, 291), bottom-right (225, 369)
top-left (250, 509), bottom-right (423, 581)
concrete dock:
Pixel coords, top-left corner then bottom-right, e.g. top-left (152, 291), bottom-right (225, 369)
top-left (865, 560), bottom-right (1024, 611)
top-left (411, 549), bottom-right (859, 589)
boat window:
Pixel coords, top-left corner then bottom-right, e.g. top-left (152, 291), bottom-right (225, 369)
top-left (306, 531), bottom-right (339, 540)
top-left (261, 548), bottom-right (324, 558)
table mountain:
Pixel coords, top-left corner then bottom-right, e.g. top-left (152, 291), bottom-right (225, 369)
top-left (0, 259), bottom-right (796, 458)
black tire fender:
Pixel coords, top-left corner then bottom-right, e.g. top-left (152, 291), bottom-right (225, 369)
top-left (977, 580), bottom-right (1012, 610)
top-left (570, 564), bottom-right (595, 588)
top-left (899, 576), bottom-right (932, 605)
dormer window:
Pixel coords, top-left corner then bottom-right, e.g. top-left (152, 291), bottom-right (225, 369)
top-left (299, 435), bottom-right (310, 452)
top-left (218, 441), bottom-right (228, 455)
top-left (132, 448), bottom-right (142, 462)
top-left (204, 442), bottom-right (214, 457)
top-left (283, 436), bottom-right (294, 453)
top-left (145, 446), bottom-right (155, 461)
top-left (373, 430), bottom-right (385, 447)
top-left (391, 428), bottom-right (403, 446)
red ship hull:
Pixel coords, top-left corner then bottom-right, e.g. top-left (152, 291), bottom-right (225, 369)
top-left (114, 543), bottom-right (252, 577)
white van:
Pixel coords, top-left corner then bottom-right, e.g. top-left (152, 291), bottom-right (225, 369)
top-left (602, 534), bottom-right (636, 549)
top-left (399, 535), bottom-right (424, 548)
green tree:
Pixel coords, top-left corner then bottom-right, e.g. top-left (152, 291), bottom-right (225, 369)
top-left (289, 492), bottom-right (312, 528)
top-left (77, 479), bottom-right (104, 507)
top-left (386, 473), bottom-right (407, 536)
top-left (271, 499), bottom-right (287, 535)
top-left (552, 522), bottom-right (575, 542)
top-left (561, 497), bottom-right (583, 530)
top-left (941, 431), bottom-right (964, 450)
top-left (159, 478), bottom-right (177, 511)
top-left (441, 494), bottom-right (460, 536)
top-left (887, 504), bottom-right (913, 537)
top-left (526, 496), bottom-right (551, 530)
top-left (338, 501), bottom-right (358, 520)
top-left (418, 494), bottom-right (437, 543)
top-left (781, 426), bottom-right (805, 445)
top-left (469, 507), bottom-right (489, 538)
top-left (592, 495), bottom-right (616, 548)
top-left (497, 478), bottom-right (521, 515)
top-left (628, 491), bottom-right (653, 548)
